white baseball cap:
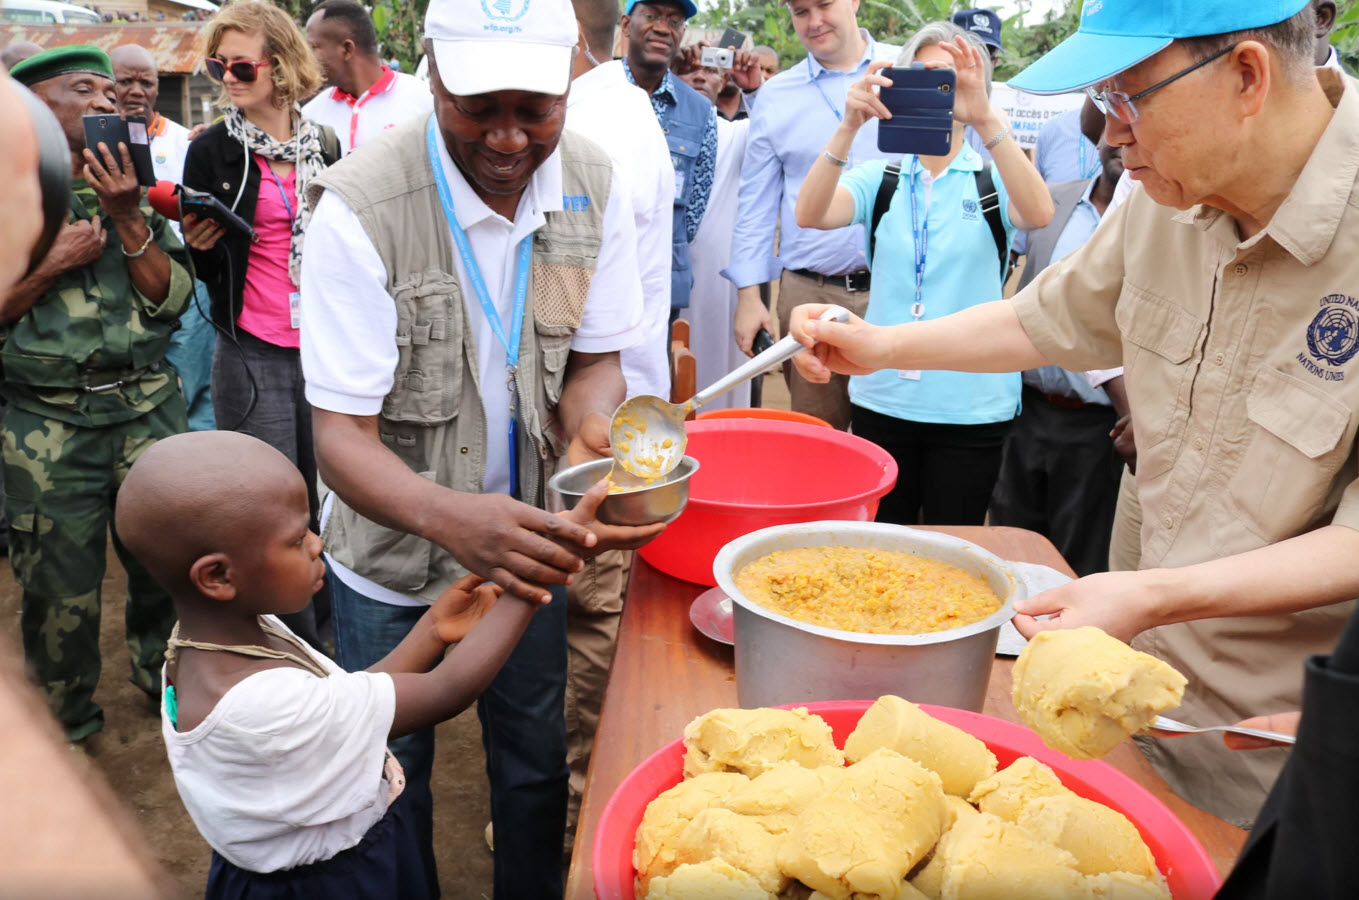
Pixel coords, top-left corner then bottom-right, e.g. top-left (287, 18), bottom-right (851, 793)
top-left (425, 0), bottom-right (578, 97)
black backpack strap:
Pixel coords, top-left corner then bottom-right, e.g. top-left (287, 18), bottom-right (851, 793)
top-left (869, 161), bottom-right (901, 264)
top-left (973, 165), bottom-right (1009, 281)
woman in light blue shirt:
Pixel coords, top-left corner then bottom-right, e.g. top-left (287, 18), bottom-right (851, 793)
top-left (796, 21), bottom-right (1052, 525)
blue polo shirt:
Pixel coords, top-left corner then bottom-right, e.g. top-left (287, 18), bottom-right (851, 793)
top-left (840, 145), bottom-right (1022, 425)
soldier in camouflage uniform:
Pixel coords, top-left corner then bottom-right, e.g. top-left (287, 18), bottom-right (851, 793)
top-left (4, 47), bottom-right (191, 742)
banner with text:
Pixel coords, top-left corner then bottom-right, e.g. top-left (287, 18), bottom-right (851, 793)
top-left (991, 85), bottom-right (1086, 149)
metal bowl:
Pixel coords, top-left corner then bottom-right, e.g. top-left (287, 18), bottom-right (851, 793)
top-left (548, 456), bottom-right (699, 527)
top-left (713, 521), bottom-right (1024, 712)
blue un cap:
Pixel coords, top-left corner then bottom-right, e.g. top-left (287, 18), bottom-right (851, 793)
top-left (624, 0), bottom-right (699, 20)
top-left (952, 9), bottom-right (1003, 50)
top-left (1010, 0), bottom-right (1311, 95)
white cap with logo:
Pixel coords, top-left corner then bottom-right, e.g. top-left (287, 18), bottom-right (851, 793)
top-left (425, 0), bottom-right (578, 97)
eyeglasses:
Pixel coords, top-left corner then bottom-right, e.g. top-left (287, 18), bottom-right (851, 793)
top-left (1086, 43), bottom-right (1236, 124)
top-left (635, 9), bottom-right (686, 30)
top-left (204, 57), bottom-right (274, 84)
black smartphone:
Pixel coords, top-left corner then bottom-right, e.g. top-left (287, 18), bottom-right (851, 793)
top-left (718, 26), bottom-right (747, 50)
top-left (876, 64), bottom-right (956, 157)
top-left (81, 113), bottom-right (156, 187)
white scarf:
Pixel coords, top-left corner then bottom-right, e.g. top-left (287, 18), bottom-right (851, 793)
top-left (225, 105), bottom-right (326, 286)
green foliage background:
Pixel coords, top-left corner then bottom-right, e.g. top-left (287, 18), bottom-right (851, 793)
top-left (274, 0), bottom-right (1358, 78)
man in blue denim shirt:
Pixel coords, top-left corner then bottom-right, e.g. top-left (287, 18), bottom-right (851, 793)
top-left (613, 0), bottom-right (716, 313)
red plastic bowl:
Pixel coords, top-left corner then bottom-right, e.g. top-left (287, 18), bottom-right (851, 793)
top-left (593, 700), bottom-right (1222, 900)
top-left (695, 407), bottom-right (834, 428)
top-left (637, 420), bottom-right (897, 585)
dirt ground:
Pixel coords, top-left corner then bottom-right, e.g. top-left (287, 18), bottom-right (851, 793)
top-left (0, 372), bottom-right (794, 898)
top-left (0, 552), bottom-right (496, 898)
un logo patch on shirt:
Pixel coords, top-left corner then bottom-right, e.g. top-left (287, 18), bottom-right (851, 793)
top-left (1299, 294), bottom-right (1359, 382)
top-left (961, 198), bottom-right (980, 220)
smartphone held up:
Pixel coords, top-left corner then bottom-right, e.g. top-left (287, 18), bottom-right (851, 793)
top-left (81, 113), bottom-right (157, 187)
top-left (876, 63), bottom-right (956, 157)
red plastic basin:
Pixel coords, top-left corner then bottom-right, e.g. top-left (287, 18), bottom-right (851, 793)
top-left (637, 420), bottom-right (897, 585)
top-left (695, 407), bottom-right (833, 428)
top-left (593, 700), bottom-right (1222, 900)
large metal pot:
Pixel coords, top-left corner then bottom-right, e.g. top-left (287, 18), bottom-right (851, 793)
top-left (713, 522), bottom-right (1024, 712)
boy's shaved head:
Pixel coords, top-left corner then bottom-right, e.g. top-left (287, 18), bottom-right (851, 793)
top-left (117, 432), bottom-right (305, 594)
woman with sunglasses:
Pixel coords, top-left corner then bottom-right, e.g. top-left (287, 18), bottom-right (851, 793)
top-left (182, 0), bottom-right (341, 647)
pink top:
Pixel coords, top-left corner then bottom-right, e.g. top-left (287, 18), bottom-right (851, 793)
top-left (237, 156), bottom-right (299, 349)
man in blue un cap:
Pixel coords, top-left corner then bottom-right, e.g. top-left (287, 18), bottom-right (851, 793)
top-left (952, 8), bottom-right (1003, 67)
top-left (787, 0), bottom-right (1359, 830)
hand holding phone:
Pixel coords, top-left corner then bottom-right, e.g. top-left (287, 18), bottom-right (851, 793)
top-left (839, 60), bottom-right (897, 134)
top-left (82, 139), bottom-right (150, 225)
top-left (718, 26), bottom-right (747, 51)
top-left (80, 114), bottom-right (156, 186)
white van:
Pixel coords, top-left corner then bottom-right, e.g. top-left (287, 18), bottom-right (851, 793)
top-left (0, 0), bottom-right (103, 24)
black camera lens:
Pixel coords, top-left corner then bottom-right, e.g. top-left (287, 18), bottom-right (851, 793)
top-left (15, 81), bottom-right (71, 277)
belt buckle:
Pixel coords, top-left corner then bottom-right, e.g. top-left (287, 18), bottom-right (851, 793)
top-left (843, 274), bottom-right (859, 293)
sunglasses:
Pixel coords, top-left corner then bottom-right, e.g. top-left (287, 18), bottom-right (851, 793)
top-left (204, 56), bottom-right (274, 84)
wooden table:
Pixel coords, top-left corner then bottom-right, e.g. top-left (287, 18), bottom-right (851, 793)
top-left (565, 526), bottom-right (1247, 899)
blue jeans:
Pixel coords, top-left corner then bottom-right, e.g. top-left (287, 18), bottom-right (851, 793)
top-left (165, 282), bottom-right (216, 432)
top-left (329, 562), bottom-right (568, 900)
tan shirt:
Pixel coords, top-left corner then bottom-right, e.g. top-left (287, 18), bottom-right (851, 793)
top-left (1012, 69), bottom-right (1359, 827)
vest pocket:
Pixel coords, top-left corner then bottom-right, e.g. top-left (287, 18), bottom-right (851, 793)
top-left (385, 270), bottom-right (461, 424)
top-left (1226, 367), bottom-right (1351, 542)
top-left (536, 322), bottom-right (573, 406)
top-left (327, 471), bottom-right (438, 594)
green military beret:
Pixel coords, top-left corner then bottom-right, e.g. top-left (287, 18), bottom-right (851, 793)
top-left (10, 45), bottom-right (114, 87)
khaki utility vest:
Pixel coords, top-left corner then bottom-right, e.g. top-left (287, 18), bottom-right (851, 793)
top-left (308, 115), bottom-right (612, 602)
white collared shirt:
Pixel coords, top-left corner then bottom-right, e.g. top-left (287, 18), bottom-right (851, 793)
top-left (301, 68), bottom-right (433, 155)
top-left (566, 62), bottom-right (674, 399)
top-left (1324, 45), bottom-right (1344, 74)
top-left (302, 126), bottom-right (642, 605)
top-left (301, 127), bottom-right (643, 489)
top-left (150, 115), bottom-right (192, 238)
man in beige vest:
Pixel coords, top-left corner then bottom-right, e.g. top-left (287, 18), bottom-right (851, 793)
top-left (790, 0), bottom-right (1359, 827)
top-left (298, 0), bottom-right (660, 894)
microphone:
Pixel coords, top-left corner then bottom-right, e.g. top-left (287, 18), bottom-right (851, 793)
top-left (148, 180), bottom-right (257, 241)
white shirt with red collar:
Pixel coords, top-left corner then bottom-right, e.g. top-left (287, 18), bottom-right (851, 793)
top-left (302, 66), bottom-right (433, 156)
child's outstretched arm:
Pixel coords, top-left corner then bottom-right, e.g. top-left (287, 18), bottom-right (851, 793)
top-left (385, 589), bottom-right (545, 738)
top-left (366, 573), bottom-right (507, 678)
top-left (383, 484), bottom-right (654, 736)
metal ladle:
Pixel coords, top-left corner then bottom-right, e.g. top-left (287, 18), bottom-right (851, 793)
top-left (608, 305), bottom-right (851, 488)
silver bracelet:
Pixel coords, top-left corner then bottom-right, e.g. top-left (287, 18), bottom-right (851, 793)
top-left (983, 126), bottom-right (1010, 150)
top-left (822, 149), bottom-right (849, 168)
top-left (121, 227), bottom-right (154, 258)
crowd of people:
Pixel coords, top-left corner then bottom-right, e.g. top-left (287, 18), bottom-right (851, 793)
top-left (1, 0), bottom-right (1358, 896)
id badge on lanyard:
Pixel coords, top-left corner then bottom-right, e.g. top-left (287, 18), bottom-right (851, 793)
top-left (426, 119), bottom-right (531, 498)
top-left (263, 162), bottom-right (301, 329)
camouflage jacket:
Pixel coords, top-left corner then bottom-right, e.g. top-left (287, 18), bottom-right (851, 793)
top-left (0, 181), bottom-right (192, 428)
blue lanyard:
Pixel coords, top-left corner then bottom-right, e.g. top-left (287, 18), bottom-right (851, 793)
top-left (907, 157), bottom-right (927, 320)
top-left (808, 58), bottom-right (843, 122)
top-left (261, 161), bottom-right (294, 223)
top-left (1077, 138), bottom-right (1097, 180)
top-left (426, 118), bottom-right (532, 498)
